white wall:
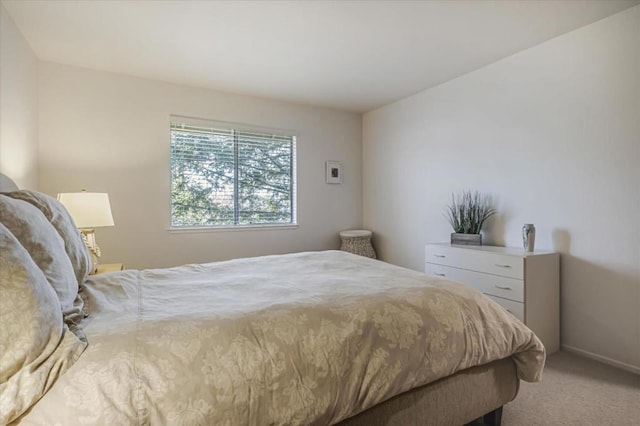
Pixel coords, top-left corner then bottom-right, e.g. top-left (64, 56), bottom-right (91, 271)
top-left (363, 6), bottom-right (640, 370)
top-left (0, 4), bottom-right (38, 189)
top-left (38, 63), bottom-right (362, 269)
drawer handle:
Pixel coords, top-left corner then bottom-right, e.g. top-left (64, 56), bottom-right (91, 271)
top-left (494, 285), bottom-right (512, 290)
top-left (433, 254), bottom-right (446, 258)
top-left (435, 273), bottom-right (446, 277)
top-left (495, 264), bottom-right (512, 268)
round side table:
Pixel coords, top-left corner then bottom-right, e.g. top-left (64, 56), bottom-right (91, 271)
top-left (339, 229), bottom-right (376, 259)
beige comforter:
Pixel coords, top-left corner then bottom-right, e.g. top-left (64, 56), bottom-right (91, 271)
top-left (16, 251), bottom-right (545, 425)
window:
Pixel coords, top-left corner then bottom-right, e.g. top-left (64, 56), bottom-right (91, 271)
top-left (170, 119), bottom-right (296, 228)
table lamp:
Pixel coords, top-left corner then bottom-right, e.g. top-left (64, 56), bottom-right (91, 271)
top-left (57, 191), bottom-right (114, 274)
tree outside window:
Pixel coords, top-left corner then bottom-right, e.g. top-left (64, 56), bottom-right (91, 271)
top-left (170, 122), bottom-right (296, 228)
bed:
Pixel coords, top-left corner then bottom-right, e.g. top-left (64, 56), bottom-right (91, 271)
top-left (0, 175), bottom-right (545, 426)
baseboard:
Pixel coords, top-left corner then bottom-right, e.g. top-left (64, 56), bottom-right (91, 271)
top-left (561, 344), bottom-right (640, 375)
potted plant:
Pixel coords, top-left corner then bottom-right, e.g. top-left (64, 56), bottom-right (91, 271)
top-left (445, 190), bottom-right (496, 245)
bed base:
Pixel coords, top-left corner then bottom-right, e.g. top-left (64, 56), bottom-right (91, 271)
top-left (467, 406), bottom-right (503, 425)
top-left (336, 357), bottom-right (517, 426)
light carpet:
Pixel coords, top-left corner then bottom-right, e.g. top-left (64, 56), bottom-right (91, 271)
top-left (503, 351), bottom-right (640, 425)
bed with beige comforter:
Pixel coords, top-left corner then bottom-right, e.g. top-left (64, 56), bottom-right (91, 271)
top-left (11, 249), bottom-right (544, 425)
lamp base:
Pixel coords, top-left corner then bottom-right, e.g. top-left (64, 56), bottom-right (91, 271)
top-left (80, 229), bottom-right (102, 274)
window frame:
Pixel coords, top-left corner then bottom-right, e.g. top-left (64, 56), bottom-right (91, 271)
top-left (168, 116), bottom-right (298, 231)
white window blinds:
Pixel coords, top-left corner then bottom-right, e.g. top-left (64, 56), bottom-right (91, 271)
top-left (170, 120), bottom-right (296, 228)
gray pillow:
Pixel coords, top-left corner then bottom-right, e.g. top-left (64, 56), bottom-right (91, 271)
top-left (0, 194), bottom-right (84, 325)
top-left (0, 223), bottom-right (87, 424)
top-left (5, 190), bottom-right (91, 288)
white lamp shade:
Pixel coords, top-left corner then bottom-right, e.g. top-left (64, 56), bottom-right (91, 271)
top-left (57, 192), bottom-right (115, 228)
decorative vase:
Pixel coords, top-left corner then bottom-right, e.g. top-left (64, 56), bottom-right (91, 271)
top-left (451, 233), bottom-right (482, 246)
top-left (522, 224), bottom-right (535, 252)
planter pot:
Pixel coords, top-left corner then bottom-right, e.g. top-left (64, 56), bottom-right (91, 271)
top-left (451, 233), bottom-right (482, 246)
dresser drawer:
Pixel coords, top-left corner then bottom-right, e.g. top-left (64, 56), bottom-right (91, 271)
top-left (425, 243), bottom-right (559, 354)
top-left (425, 245), bottom-right (523, 279)
top-left (425, 263), bottom-right (524, 302)
top-left (485, 295), bottom-right (525, 322)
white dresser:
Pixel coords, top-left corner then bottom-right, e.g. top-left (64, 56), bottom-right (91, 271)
top-left (425, 243), bottom-right (560, 353)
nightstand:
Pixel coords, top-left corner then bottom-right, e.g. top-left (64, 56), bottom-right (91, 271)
top-left (95, 263), bottom-right (124, 274)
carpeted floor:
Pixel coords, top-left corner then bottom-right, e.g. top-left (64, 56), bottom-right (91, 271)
top-left (502, 351), bottom-right (640, 425)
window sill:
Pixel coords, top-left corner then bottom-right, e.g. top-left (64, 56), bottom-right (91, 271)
top-left (167, 224), bottom-right (299, 234)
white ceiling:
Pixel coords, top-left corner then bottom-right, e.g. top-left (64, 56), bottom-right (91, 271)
top-left (3, 0), bottom-right (638, 113)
